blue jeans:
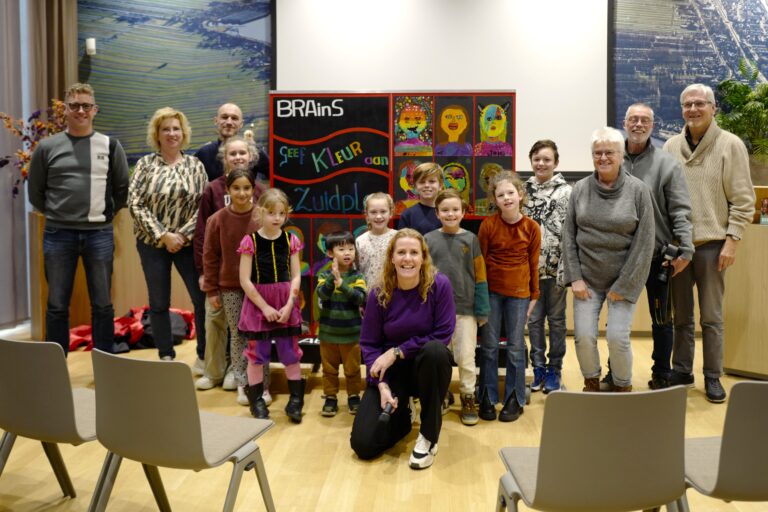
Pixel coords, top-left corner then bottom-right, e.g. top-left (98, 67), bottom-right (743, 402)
top-left (528, 278), bottom-right (567, 370)
top-left (573, 289), bottom-right (636, 388)
top-left (645, 257), bottom-right (673, 377)
top-left (43, 226), bottom-right (115, 355)
top-left (136, 241), bottom-right (206, 360)
top-left (479, 292), bottom-right (529, 407)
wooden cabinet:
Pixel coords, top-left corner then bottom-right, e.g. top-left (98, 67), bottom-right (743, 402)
top-left (724, 224), bottom-right (768, 379)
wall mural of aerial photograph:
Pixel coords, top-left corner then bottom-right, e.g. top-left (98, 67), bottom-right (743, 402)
top-left (77, 0), bottom-right (272, 164)
top-left (612, 0), bottom-right (767, 143)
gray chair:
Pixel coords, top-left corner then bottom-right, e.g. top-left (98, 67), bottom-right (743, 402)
top-left (0, 338), bottom-right (96, 499)
top-left (496, 387), bottom-right (687, 512)
top-left (675, 381), bottom-right (768, 511)
top-left (88, 349), bottom-right (275, 512)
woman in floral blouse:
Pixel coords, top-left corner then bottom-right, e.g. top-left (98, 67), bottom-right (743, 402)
top-left (129, 107), bottom-right (208, 363)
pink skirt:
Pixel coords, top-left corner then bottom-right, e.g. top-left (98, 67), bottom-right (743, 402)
top-left (238, 281), bottom-right (302, 340)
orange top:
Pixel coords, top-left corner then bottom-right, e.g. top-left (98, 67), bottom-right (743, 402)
top-left (478, 213), bottom-right (541, 299)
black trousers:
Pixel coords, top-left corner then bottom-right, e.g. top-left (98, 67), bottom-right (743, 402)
top-left (350, 340), bottom-right (452, 460)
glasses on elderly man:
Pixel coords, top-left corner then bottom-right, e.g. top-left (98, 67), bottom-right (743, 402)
top-left (626, 116), bottom-right (652, 125)
top-left (67, 102), bottom-right (95, 112)
top-left (592, 150), bottom-right (618, 159)
top-left (682, 100), bottom-right (712, 110)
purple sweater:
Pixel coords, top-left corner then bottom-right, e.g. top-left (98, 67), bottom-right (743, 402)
top-left (360, 272), bottom-right (456, 385)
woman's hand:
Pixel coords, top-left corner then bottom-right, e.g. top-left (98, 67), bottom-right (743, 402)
top-left (260, 304), bottom-right (281, 322)
top-left (378, 382), bottom-right (398, 411)
top-left (369, 348), bottom-right (397, 381)
top-left (162, 232), bottom-right (185, 253)
top-left (571, 279), bottom-right (592, 300)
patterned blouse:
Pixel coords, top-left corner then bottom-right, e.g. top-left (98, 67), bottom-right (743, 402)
top-left (128, 152), bottom-right (207, 247)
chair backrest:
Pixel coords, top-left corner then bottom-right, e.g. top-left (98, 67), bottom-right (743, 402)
top-left (0, 339), bottom-right (84, 444)
top-left (534, 387), bottom-right (687, 512)
top-left (91, 350), bottom-right (208, 470)
top-left (713, 381), bottom-right (768, 500)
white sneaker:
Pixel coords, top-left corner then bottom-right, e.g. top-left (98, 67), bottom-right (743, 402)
top-left (409, 433), bottom-right (438, 469)
top-left (262, 389), bottom-right (273, 406)
top-left (195, 376), bottom-right (220, 390)
top-left (237, 386), bottom-right (249, 406)
top-left (222, 369), bottom-right (236, 391)
top-left (192, 358), bottom-right (205, 377)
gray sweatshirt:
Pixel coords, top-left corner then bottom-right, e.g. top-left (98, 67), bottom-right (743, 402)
top-left (561, 170), bottom-right (654, 303)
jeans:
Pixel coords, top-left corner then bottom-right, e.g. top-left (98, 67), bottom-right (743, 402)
top-left (573, 289), bottom-right (636, 388)
top-left (43, 226), bottom-right (115, 355)
top-left (645, 257), bottom-right (673, 377)
top-left (136, 241), bottom-right (206, 360)
top-left (528, 278), bottom-right (567, 370)
top-left (671, 241), bottom-right (725, 378)
top-left (479, 292), bottom-right (529, 407)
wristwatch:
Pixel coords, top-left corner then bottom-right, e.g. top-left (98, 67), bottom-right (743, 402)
top-left (392, 346), bottom-right (402, 359)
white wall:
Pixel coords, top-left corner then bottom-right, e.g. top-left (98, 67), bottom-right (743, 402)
top-left (276, 0), bottom-right (607, 172)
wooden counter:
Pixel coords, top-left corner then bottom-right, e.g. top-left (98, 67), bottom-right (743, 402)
top-left (724, 223), bottom-right (768, 379)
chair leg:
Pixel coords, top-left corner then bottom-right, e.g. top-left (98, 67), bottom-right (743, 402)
top-left (41, 441), bottom-right (76, 498)
top-left (497, 473), bottom-right (519, 512)
top-left (674, 492), bottom-right (691, 512)
top-left (88, 451), bottom-right (123, 512)
top-left (0, 431), bottom-right (17, 477)
top-left (225, 447), bottom-right (276, 512)
top-left (142, 464), bottom-right (172, 512)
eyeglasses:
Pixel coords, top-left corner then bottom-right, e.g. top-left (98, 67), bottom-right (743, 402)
top-left (681, 100), bottom-right (711, 110)
top-left (592, 150), bottom-right (618, 159)
top-left (626, 116), bottom-right (652, 125)
top-left (67, 102), bottom-right (95, 112)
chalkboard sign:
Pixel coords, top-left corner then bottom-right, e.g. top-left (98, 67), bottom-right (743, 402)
top-left (269, 91), bottom-right (516, 335)
top-left (271, 94), bottom-right (390, 214)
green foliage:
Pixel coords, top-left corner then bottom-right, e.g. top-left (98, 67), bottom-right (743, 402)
top-left (717, 59), bottom-right (768, 156)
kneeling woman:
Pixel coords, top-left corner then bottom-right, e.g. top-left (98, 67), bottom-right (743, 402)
top-left (350, 229), bottom-right (455, 470)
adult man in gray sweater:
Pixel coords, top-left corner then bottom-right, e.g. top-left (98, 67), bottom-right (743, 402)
top-left (601, 104), bottom-right (693, 391)
top-left (28, 83), bottom-right (129, 355)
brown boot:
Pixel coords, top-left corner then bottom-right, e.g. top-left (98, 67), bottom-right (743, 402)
top-left (583, 378), bottom-right (600, 392)
top-left (613, 385), bottom-right (633, 392)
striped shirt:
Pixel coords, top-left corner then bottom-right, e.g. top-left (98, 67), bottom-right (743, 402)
top-left (316, 269), bottom-right (367, 344)
top-left (128, 152), bottom-right (207, 247)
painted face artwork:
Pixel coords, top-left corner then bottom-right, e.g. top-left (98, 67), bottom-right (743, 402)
top-left (440, 107), bottom-right (468, 142)
top-left (398, 104), bottom-right (428, 140)
top-left (475, 102), bottom-right (513, 156)
top-left (443, 162), bottom-right (470, 203)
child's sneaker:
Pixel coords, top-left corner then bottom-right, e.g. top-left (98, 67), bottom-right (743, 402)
top-left (543, 367), bottom-right (562, 394)
top-left (459, 393), bottom-right (479, 426)
top-left (409, 433), bottom-right (438, 469)
top-left (321, 395), bottom-right (338, 417)
top-left (531, 366), bottom-right (546, 392)
top-left (347, 394), bottom-right (361, 414)
top-left (262, 389), bottom-right (273, 406)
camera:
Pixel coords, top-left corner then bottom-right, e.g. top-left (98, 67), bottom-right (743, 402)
top-left (657, 243), bottom-right (681, 283)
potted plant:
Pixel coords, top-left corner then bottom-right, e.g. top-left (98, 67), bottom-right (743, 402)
top-left (716, 59), bottom-right (768, 185)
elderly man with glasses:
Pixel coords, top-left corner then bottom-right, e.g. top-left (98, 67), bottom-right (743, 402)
top-left (28, 82), bottom-right (129, 355)
top-left (663, 84), bottom-right (755, 403)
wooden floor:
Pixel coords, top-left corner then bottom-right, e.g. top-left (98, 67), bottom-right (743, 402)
top-left (1, 334), bottom-right (765, 512)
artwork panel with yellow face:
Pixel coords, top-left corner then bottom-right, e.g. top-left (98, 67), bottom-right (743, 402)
top-left (435, 97), bottom-right (474, 157)
top-left (393, 95), bottom-right (433, 156)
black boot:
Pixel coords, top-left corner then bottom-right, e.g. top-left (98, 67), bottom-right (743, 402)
top-left (478, 387), bottom-right (496, 421)
top-left (285, 379), bottom-right (306, 423)
top-left (245, 383), bottom-right (269, 419)
top-left (498, 392), bottom-right (523, 423)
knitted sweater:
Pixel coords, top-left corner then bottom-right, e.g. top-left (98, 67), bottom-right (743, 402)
top-left (623, 141), bottom-right (694, 259)
top-left (663, 120), bottom-right (755, 244)
top-left (523, 173), bottom-right (572, 280)
top-left (425, 229), bottom-right (490, 321)
top-left (201, 206), bottom-right (260, 295)
top-left (478, 213), bottom-right (541, 300)
top-left (315, 269), bottom-right (367, 344)
top-left (397, 203), bottom-right (441, 235)
top-left (561, 171), bottom-right (654, 303)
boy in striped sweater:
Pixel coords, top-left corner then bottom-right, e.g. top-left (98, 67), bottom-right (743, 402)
top-left (316, 231), bottom-right (368, 416)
